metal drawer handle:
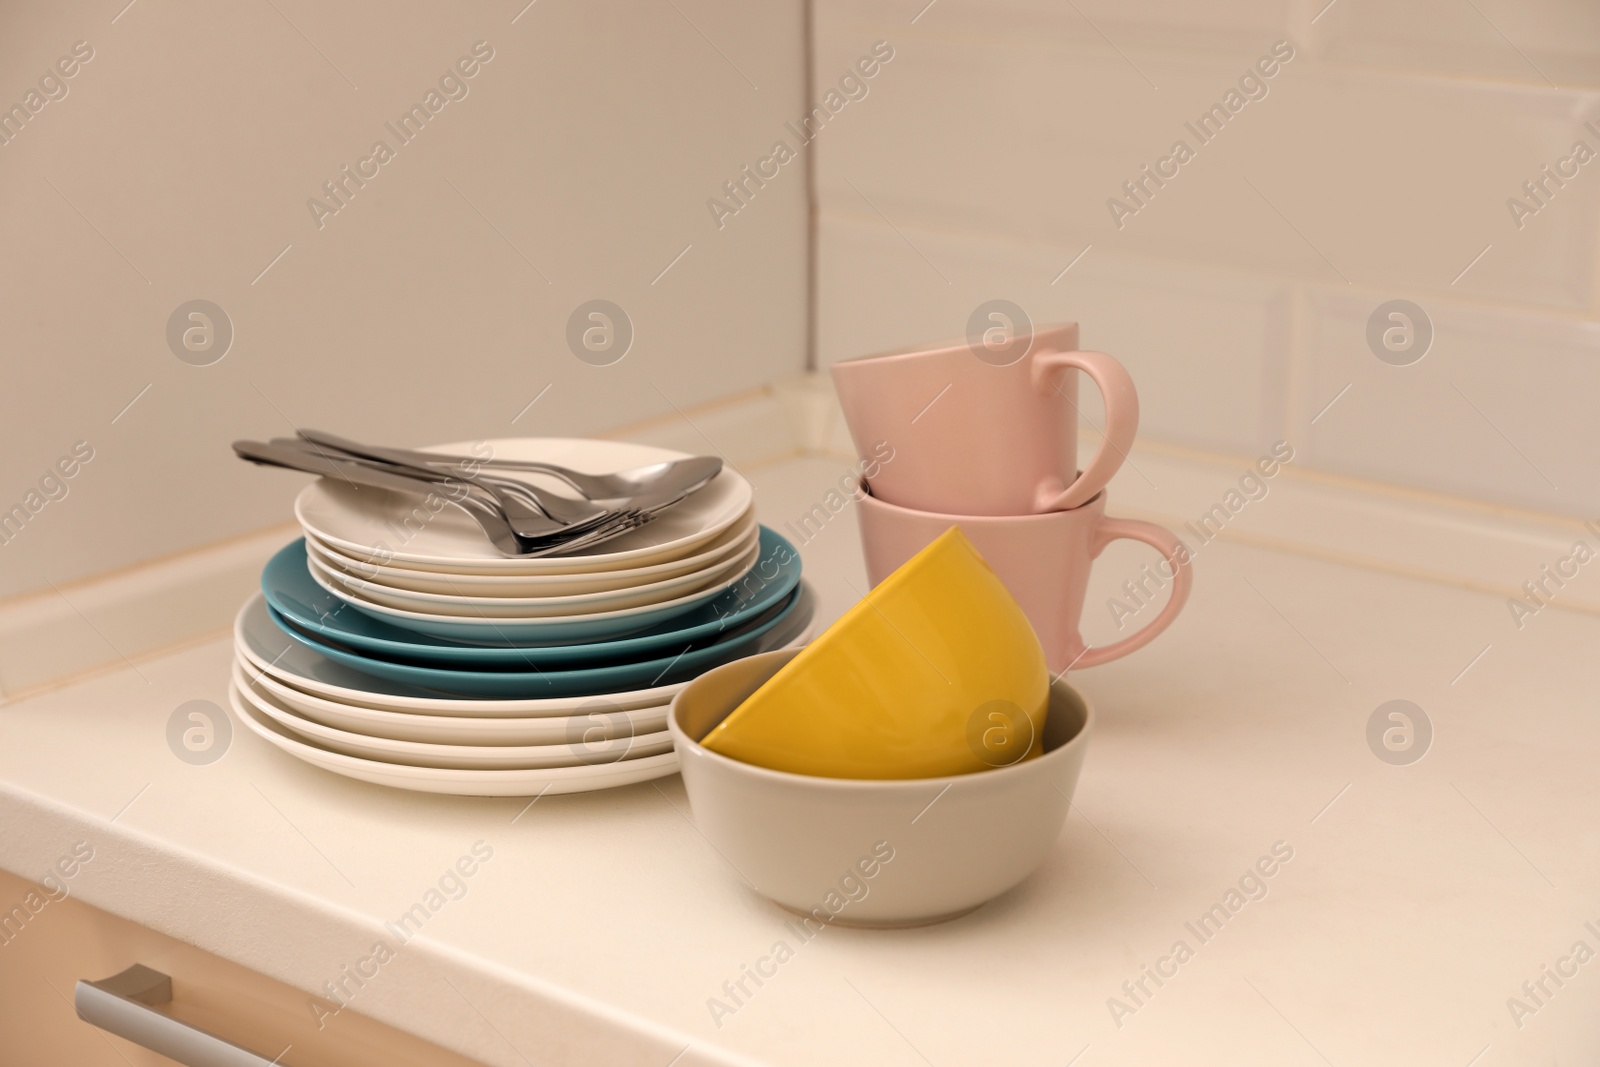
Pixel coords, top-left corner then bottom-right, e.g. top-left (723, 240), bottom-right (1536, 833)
top-left (75, 964), bottom-right (279, 1067)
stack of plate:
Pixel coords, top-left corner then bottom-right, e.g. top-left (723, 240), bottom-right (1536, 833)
top-left (227, 439), bottom-right (813, 796)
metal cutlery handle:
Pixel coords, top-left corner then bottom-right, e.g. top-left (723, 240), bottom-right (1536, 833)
top-left (76, 964), bottom-right (279, 1067)
top-left (235, 440), bottom-right (532, 555)
top-left (235, 439), bottom-right (654, 556)
top-left (296, 430), bottom-right (721, 506)
top-left (234, 440), bottom-right (470, 500)
top-left (295, 429), bottom-right (484, 487)
top-left (301, 435), bottom-right (605, 496)
top-left (293, 430), bottom-right (609, 528)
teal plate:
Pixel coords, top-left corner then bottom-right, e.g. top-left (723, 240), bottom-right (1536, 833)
top-left (265, 590), bottom-right (802, 698)
top-left (261, 529), bottom-right (801, 665)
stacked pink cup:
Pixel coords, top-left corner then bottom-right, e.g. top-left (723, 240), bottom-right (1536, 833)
top-left (831, 323), bottom-right (1192, 674)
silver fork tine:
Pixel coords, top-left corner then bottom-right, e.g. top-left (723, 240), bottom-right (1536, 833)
top-left (519, 510), bottom-right (654, 558)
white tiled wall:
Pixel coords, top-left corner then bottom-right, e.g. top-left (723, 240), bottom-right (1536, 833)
top-left (813, 0), bottom-right (1600, 518)
top-left (1299, 287), bottom-right (1600, 515)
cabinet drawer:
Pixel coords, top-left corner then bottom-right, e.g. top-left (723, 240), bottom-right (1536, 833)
top-left (0, 868), bottom-right (489, 1066)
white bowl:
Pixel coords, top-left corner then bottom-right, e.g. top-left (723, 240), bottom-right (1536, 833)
top-left (670, 649), bottom-right (1093, 927)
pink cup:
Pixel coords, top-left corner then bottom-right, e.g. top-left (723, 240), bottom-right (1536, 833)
top-left (830, 324), bottom-right (1139, 516)
top-left (856, 488), bottom-right (1191, 674)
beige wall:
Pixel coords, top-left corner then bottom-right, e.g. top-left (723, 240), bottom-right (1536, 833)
top-left (813, 0), bottom-right (1600, 518)
top-left (0, 0), bottom-right (807, 599)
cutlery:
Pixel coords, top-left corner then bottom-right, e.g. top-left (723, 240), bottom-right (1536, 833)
top-left (293, 431), bottom-right (620, 528)
top-left (279, 438), bottom-right (658, 551)
top-left (271, 437), bottom-right (634, 538)
top-left (237, 440), bottom-right (526, 554)
top-left (234, 441), bottom-right (653, 557)
top-left (298, 433), bottom-right (723, 502)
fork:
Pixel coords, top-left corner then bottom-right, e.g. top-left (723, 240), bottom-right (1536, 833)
top-left (235, 441), bottom-right (653, 557)
top-left (298, 432), bottom-right (723, 503)
top-left (292, 431), bottom-right (615, 528)
top-left (274, 437), bottom-right (632, 536)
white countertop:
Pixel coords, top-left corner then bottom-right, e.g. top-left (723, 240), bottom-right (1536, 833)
top-left (3, 452), bottom-right (1598, 1066)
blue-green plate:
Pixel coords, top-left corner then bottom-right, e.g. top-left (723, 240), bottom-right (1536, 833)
top-left (261, 529), bottom-right (801, 664)
top-left (264, 586), bottom-right (804, 698)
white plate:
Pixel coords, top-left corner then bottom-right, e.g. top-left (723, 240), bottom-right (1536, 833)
top-left (307, 543), bottom-right (771, 642)
top-left (229, 683), bottom-right (680, 797)
top-left (233, 664), bottom-right (674, 769)
top-left (234, 583), bottom-right (818, 717)
top-left (295, 439), bottom-right (753, 574)
top-left (237, 659), bottom-right (671, 744)
top-left (308, 537), bottom-right (760, 618)
top-left (307, 512), bottom-right (757, 597)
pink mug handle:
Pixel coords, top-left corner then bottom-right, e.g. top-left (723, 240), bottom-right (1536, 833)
top-left (1062, 516), bottom-right (1192, 669)
top-left (1029, 350), bottom-right (1140, 512)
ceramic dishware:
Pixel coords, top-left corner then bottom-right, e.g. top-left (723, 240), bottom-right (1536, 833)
top-left (262, 545), bottom-right (809, 668)
top-left (856, 488), bottom-right (1190, 674)
top-left (266, 588), bottom-right (802, 699)
top-left (233, 665), bottom-right (674, 769)
top-left (238, 660), bottom-right (671, 745)
top-left (297, 439), bottom-right (753, 574)
top-left (229, 684), bottom-right (681, 796)
top-left (672, 648), bottom-right (1094, 926)
top-left (305, 511), bottom-right (757, 597)
top-left (234, 588), bottom-right (818, 717)
top-left (829, 324), bottom-right (1138, 515)
top-left (295, 526), bottom-right (801, 645)
top-left (308, 537), bottom-right (760, 618)
top-left (701, 528), bottom-right (1047, 779)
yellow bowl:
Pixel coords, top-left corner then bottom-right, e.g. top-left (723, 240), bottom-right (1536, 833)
top-left (700, 527), bottom-right (1049, 778)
